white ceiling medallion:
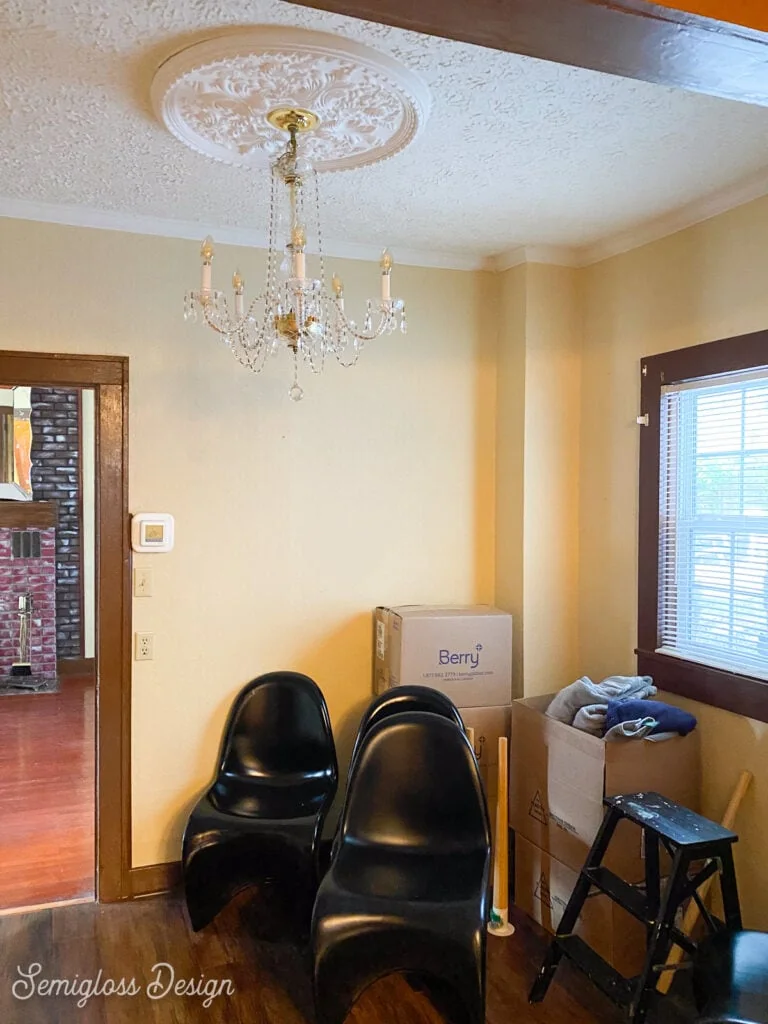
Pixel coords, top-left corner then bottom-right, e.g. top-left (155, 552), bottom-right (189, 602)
top-left (151, 27), bottom-right (431, 172)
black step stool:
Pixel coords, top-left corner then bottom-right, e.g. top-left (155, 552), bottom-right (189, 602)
top-left (529, 792), bottom-right (742, 1023)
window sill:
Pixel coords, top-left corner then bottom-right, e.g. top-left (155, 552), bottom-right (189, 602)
top-left (636, 648), bottom-right (768, 724)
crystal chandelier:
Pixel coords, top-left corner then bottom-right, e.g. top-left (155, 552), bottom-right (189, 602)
top-left (184, 107), bottom-right (407, 401)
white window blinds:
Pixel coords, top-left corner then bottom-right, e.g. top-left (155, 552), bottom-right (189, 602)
top-left (658, 367), bottom-right (768, 679)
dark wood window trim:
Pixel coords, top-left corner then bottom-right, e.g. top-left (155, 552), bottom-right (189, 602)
top-left (638, 328), bottom-right (768, 723)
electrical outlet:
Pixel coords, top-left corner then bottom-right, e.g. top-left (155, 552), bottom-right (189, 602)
top-left (133, 567), bottom-right (153, 597)
top-left (135, 632), bottom-right (154, 661)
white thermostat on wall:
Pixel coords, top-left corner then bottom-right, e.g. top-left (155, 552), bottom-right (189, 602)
top-left (131, 512), bottom-right (175, 553)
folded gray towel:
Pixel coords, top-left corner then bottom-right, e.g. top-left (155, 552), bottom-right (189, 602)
top-left (604, 716), bottom-right (658, 741)
top-left (572, 704), bottom-right (607, 735)
top-left (546, 674), bottom-right (656, 725)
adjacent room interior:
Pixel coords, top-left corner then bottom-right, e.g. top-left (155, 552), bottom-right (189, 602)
top-left (0, 384), bottom-right (96, 912)
top-left (1, 1), bottom-right (768, 1022)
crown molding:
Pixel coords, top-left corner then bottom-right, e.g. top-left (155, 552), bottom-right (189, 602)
top-left (4, 163), bottom-right (768, 274)
top-left (0, 197), bottom-right (484, 272)
top-left (484, 245), bottom-right (583, 272)
top-left (579, 166), bottom-right (768, 266)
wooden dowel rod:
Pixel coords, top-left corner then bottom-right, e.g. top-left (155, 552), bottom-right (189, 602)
top-left (494, 736), bottom-right (509, 910)
top-left (657, 770), bottom-right (752, 994)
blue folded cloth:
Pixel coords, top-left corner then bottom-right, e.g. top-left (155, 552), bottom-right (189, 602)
top-left (604, 699), bottom-right (697, 737)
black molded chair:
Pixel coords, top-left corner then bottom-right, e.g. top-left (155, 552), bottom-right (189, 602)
top-left (182, 671), bottom-right (338, 933)
top-left (348, 685), bottom-right (465, 771)
top-left (694, 930), bottom-right (768, 1023)
top-left (325, 686), bottom-right (467, 869)
top-left (312, 711), bottom-right (491, 1024)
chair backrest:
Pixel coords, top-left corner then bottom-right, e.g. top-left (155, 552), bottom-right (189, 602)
top-left (217, 671), bottom-right (337, 781)
top-left (349, 686), bottom-right (464, 770)
top-left (339, 712), bottom-right (490, 854)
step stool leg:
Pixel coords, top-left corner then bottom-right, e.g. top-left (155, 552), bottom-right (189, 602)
top-left (718, 846), bottom-right (742, 931)
top-left (644, 832), bottom-right (661, 928)
top-left (630, 848), bottom-right (690, 1024)
top-left (529, 805), bottom-right (622, 1004)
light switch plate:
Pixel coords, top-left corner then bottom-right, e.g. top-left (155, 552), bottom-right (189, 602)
top-left (133, 567), bottom-right (153, 597)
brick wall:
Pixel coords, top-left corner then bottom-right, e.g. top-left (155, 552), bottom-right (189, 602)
top-left (30, 388), bottom-right (82, 660)
top-left (0, 527), bottom-right (57, 677)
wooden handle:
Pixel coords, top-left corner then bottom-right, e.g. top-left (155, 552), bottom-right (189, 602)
top-left (721, 770), bottom-right (753, 830)
top-left (656, 770), bottom-right (752, 994)
top-left (494, 737), bottom-right (509, 910)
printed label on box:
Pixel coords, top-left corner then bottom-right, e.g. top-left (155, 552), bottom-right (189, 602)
top-left (376, 619), bottom-right (386, 660)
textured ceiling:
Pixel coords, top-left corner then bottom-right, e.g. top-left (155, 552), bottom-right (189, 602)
top-left (3, 0), bottom-right (768, 264)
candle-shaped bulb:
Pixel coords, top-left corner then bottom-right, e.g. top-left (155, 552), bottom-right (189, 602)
top-left (331, 273), bottom-right (344, 297)
top-left (380, 248), bottom-right (393, 274)
top-left (291, 225), bottom-right (307, 250)
top-left (232, 269), bottom-right (244, 294)
top-left (200, 235), bottom-right (215, 263)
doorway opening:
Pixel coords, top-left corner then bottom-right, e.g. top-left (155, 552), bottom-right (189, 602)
top-left (0, 352), bottom-right (130, 910)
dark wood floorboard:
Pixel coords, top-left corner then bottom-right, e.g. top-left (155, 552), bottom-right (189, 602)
top-left (0, 893), bottom-right (696, 1023)
top-left (0, 675), bottom-right (95, 910)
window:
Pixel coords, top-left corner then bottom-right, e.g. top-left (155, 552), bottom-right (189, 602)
top-left (638, 330), bottom-right (768, 722)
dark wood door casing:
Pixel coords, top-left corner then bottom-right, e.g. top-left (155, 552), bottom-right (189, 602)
top-left (0, 351), bottom-right (130, 902)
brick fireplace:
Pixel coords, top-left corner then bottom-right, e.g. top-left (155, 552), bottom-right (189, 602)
top-left (0, 504), bottom-right (58, 679)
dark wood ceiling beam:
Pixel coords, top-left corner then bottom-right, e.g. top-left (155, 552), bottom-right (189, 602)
top-left (292, 0), bottom-right (768, 105)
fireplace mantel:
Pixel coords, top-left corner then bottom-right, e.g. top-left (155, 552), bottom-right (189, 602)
top-left (0, 501), bottom-right (58, 528)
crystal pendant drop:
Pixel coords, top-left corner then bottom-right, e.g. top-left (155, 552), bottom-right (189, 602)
top-left (289, 383), bottom-right (304, 402)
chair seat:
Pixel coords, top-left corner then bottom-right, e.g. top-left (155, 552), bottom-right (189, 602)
top-left (333, 845), bottom-right (489, 902)
top-left (210, 769), bottom-right (334, 818)
top-left (694, 931), bottom-right (768, 1024)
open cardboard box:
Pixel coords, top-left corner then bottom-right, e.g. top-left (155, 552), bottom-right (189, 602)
top-left (509, 694), bottom-right (701, 880)
top-left (515, 835), bottom-right (647, 976)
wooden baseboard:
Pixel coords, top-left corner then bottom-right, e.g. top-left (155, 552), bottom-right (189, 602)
top-left (58, 657), bottom-right (96, 677)
top-left (129, 861), bottom-right (181, 899)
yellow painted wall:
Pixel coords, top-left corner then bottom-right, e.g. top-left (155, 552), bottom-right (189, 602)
top-left (495, 263), bottom-right (581, 698)
top-left (580, 196), bottom-right (768, 927)
top-left (523, 264), bottom-right (582, 697)
top-left (0, 217), bottom-right (497, 866)
top-left (495, 265), bottom-right (526, 695)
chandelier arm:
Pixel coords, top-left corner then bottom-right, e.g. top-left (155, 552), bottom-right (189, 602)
top-left (200, 294), bottom-right (267, 335)
top-left (333, 302), bottom-right (401, 343)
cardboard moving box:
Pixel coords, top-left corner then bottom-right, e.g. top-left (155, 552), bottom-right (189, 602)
top-left (373, 605), bottom-right (512, 708)
top-left (460, 705), bottom-right (510, 771)
top-left (509, 694), bottom-right (700, 879)
top-left (461, 706), bottom-right (510, 834)
top-left (515, 835), bottom-right (646, 977)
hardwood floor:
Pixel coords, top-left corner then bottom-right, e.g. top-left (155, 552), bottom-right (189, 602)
top-left (0, 892), bottom-right (695, 1023)
top-left (0, 675), bottom-right (95, 911)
